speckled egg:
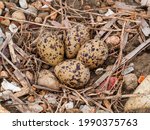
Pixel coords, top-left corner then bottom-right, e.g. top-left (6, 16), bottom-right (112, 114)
top-left (77, 38), bottom-right (108, 69)
top-left (54, 59), bottom-right (90, 89)
top-left (65, 24), bottom-right (90, 59)
top-left (37, 32), bottom-right (64, 66)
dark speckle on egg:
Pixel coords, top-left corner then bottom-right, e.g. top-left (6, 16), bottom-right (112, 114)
top-left (65, 24), bottom-right (90, 59)
top-left (37, 32), bottom-right (64, 66)
top-left (77, 38), bottom-right (108, 69)
top-left (54, 59), bottom-right (90, 88)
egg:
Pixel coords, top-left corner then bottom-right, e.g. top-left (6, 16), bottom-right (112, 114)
top-left (65, 24), bottom-right (90, 59)
top-left (77, 38), bottom-right (108, 69)
top-left (37, 32), bottom-right (64, 66)
top-left (54, 59), bottom-right (90, 89)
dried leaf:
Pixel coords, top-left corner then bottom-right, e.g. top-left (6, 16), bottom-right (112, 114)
top-left (140, 18), bottom-right (150, 36)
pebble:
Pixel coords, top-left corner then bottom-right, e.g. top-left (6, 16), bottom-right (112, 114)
top-left (37, 69), bottom-right (60, 90)
top-left (9, 23), bottom-right (18, 33)
top-left (0, 9), bottom-right (2, 16)
top-left (95, 68), bottom-right (104, 75)
top-left (35, 17), bottom-right (42, 23)
top-left (1, 20), bottom-right (10, 26)
top-left (19, 0), bottom-right (28, 9)
top-left (124, 75), bottom-right (150, 112)
top-left (28, 104), bottom-right (43, 113)
top-left (0, 1), bottom-right (4, 9)
top-left (65, 102), bottom-right (74, 110)
top-left (44, 93), bottom-right (58, 105)
top-left (0, 28), bottom-right (5, 38)
top-left (105, 9), bottom-right (114, 16)
top-left (32, 1), bottom-right (42, 10)
top-left (106, 35), bottom-right (120, 46)
top-left (96, 16), bottom-right (103, 22)
top-left (123, 73), bottom-right (138, 91)
top-left (0, 37), bottom-right (3, 45)
top-left (12, 10), bottom-right (26, 21)
top-left (26, 5), bottom-right (37, 16)
top-left (0, 71), bottom-right (9, 78)
top-left (80, 105), bottom-right (94, 113)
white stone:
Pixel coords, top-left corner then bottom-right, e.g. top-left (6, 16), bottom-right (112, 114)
top-left (9, 23), bottom-right (18, 33)
top-left (65, 102), bottom-right (74, 109)
top-left (124, 75), bottom-right (150, 112)
top-left (19, 0), bottom-right (28, 9)
top-left (1, 79), bottom-right (21, 92)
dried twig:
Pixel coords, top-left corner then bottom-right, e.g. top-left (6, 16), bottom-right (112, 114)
top-left (93, 38), bottom-right (150, 87)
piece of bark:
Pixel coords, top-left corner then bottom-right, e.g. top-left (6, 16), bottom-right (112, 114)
top-left (13, 43), bottom-right (29, 58)
top-left (98, 19), bottom-right (117, 38)
top-left (6, 32), bottom-right (18, 63)
top-left (13, 69), bottom-right (30, 97)
top-left (140, 18), bottom-right (150, 36)
top-left (9, 93), bottom-right (31, 112)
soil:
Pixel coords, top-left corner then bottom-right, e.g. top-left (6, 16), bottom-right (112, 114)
top-left (132, 52), bottom-right (150, 77)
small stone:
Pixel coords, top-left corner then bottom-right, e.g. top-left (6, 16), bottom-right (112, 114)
top-left (0, 71), bottom-right (9, 78)
top-left (0, 37), bottom-right (3, 45)
top-left (38, 69), bottom-right (60, 90)
top-left (32, 1), bottom-right (42, 10)
top-left (28, 104), bottom-right (43, 113)
top-left (106, 35), bottom-right (120, 46)
top-left (39, 103), bottom-right (48, 112)
top-left (9, 23), bottom-right (18, 33)
top-left (123, 73), bottom-right (138, 91)
top-left (12, 10), bottom-right (26, 21)
top-left (96, 16), bottom-right (103, 22)
top-left (0, 9), bottom-right (2, 15)
top-left (44, 93), bottom-right (58, 105)
top-left (38, 12), bottom-right (49, 20)
top-left (35, 17), bottom-right (42, 23)
top-left (0, 1), bottom-right (4, 9)
top-left (65, 102), bottom-right (74, 110)
top-left (0, 18), bottom-right (10, 26)
top-left (26, 5), bottom-right (37, 16)
top-left (83, 5), bottom-right (91, 10)
top-left (27, 95), bottom-right (35, 103)
top-left (95, 68), bottom-right (104, 75)
top-left (19, 0), bottom-right (28, 9)
top-left (0, 28), bottom-right (5, 38)
top-left (80, 105), bottom-right (95, 113)
top-left (124, 75), bottom-right (150, 112)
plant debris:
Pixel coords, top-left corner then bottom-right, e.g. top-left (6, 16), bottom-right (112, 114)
top-left (0, 0), bottom-right (150, 113)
